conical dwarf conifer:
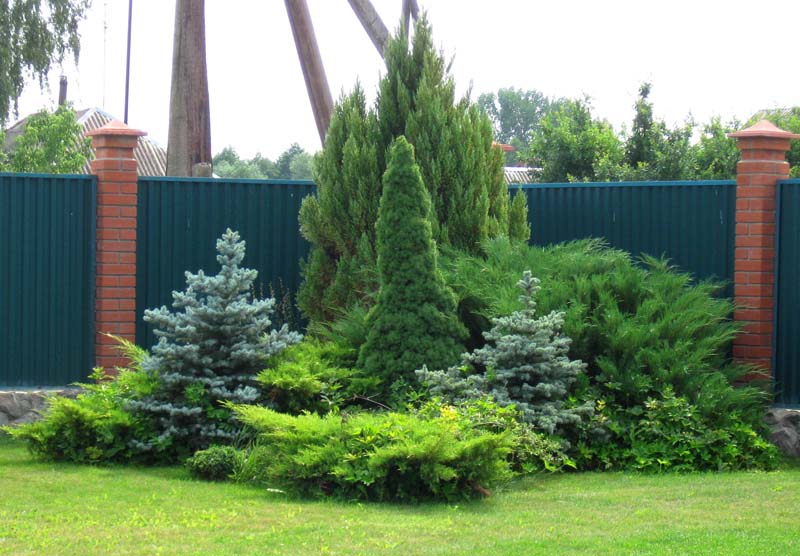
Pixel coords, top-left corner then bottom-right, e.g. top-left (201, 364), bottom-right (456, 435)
top-left (129, 229), bottom-right (301, 457)
top-left (357, 137), bottom-right (466, 391)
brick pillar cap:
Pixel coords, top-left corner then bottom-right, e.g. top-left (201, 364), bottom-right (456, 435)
top-left (728, 120), bottom-right (800, 140)
top-left (85, 119), bottom-right (147, 138)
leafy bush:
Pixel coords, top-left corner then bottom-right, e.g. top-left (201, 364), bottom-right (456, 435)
top-left (232, 402), bottom-right (512, 502)
top-left (5, 338), bottom-right (160, 463)
top-left (128, 229), bottom-right (301, 460)
top-left (186, 445), bottom-right (243, 481)
top-left (257, 339), bottom-right (381, 414)
top-left (576, 388), bottom-right (780, 472)
top-left (418, 270), bottom-right (589, 436)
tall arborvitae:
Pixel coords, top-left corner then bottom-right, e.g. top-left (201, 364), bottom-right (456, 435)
top-left (129, 229), bottom-right (301, 458)
top-left (298, 15), bottom-right (529, 323)
top-left (358, 137), bottom-right (465, 392)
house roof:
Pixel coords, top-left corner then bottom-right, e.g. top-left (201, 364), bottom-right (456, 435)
top-left (76, 108), bottom-right (166, 176)
top-left (3, 107), bottom-right (166, 176)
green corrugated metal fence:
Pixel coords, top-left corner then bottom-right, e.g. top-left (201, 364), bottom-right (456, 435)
top-left (0, 173), bottom-right (96, 387)
top-left (774, 179), bottom-right (800, 406)
top-left (136, 177), bottom-right (315, 347)
top-left (515, 180), bottom-right (737, 287)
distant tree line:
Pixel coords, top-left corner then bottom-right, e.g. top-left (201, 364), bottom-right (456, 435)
top-left (212, 143), bottom-right (314, 180)
top-left (479, 84), bottom-right (800, 182)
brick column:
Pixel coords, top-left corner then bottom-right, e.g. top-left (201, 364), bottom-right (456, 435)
top-left (729, 120), bottom-right (800, 372)
top-left (86, 120), bottom-right (146, 370)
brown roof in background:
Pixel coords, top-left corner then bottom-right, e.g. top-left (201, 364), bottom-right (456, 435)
top-left (77, 108), bottom-right (166, 176)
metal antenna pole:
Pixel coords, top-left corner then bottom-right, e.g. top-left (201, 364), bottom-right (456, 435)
top-left (124, 0), bottom-right (133, 123)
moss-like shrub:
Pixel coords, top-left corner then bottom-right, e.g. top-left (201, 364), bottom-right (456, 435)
top-left (186, 445), bottom-right (243, 481)
top-left (231, 402), bottom-right (512, 502)
top-left (257, 339), bottom-right (381, 414)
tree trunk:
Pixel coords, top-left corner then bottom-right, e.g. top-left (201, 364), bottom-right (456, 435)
top-left (166, 0), bottom-right (211, 177)
top-left (285, 0), bottom-right (333, 145)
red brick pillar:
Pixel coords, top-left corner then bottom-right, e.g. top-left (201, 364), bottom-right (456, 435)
top-left (86, 120), bottom-right (146, 370)
top-left (729, 120), bottom-right (800, 372)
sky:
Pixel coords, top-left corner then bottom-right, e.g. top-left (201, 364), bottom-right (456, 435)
top-left (13, 0), bottom-right (800, 161)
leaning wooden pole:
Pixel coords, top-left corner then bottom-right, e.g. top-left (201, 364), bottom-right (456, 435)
top-left (347, 0), bottom-right (389, 56)
top-left (285, 0), bottom-right (333, 145)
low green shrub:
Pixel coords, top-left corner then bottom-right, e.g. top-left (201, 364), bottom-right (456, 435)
top-left (443, 238), bottom-right (769, 424)
top-left (414, 397), bottom-right (575, 474)
top-left (231, 401), bottom-right (513, 502)
top-left (576, 388), bottom-right (780, 471)
top-left (4, 338), bottom-right (160, 464)
top-left (257, 339), bottom-right (381, 414)
top-left (186, 445), bottom-right (243, 481)
top-left (441, 238), bottom-right (775, 470)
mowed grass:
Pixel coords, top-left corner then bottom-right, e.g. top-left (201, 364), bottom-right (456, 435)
top-left (1, 434), bottom-right (799, 556)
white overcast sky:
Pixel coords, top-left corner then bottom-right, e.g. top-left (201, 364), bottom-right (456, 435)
top-left (13, 0), bottom-right (800, 160)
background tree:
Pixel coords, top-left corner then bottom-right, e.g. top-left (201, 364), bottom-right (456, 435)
top-left (358, 137), bottom-right (465, 393)
top-left (529, 97), bottom-right (623, 183)
top-left (212, 145), bottom-right (314, 180)
top-left (478, 87), bottom-right (556, 165)
top-left (625, 82), bottom-right (660, 168)
top-left (166, 0), bottom-right (211, 176)
top-left (693, 117), bottom-right (740, 180)
top-left (0, 0), bottom-right (90, 126)
top-left (751, 108), bottom-right (800, 178)
top-left (2, 104), bottom-right (91, 173)
top-left (299, 16), bottom-right (529, 322)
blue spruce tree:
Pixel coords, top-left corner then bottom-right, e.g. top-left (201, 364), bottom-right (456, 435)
top-left (129, 229), bottom-right (301, 458)
top-left (418, 271), bottom-right (587, 435)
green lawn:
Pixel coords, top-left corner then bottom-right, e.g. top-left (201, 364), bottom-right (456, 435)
top-left (1, 434), bottom-right (798, 556)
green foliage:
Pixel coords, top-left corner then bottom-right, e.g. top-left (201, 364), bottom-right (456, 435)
top-left (478, 87), bottom-right (558, 165)
top-left (418, 271), bottom-right (589, 435)
top-left (212, 144), bottom-right (313, 180)
top-left (0, 0), bottom-right (90, 124)
top-left (750, 108), bottom-right (800, 178)
top-left (186, 445), bottom-right (243, 481)
top-left (5, 338), bottom-right (160, 464)
top-left (358, 137), bottom-right (466, 393)
top-left (128, 229), bottom-right (301, 459)
top-left (693, 117), bottom-right (740, 179)
top-left (298, 15), bottom-right (528, 322)
top-left (415, 396), bottom-right (575, 474)
top-left (232, 402), bottom-right (512, 502)
top-left (441, 238), bottom-right (774, 469)
top-left (529, 97), bottom-right (624, 182)
top-left (576, 389), bottom-right (780, 472)
top-left (4, 104), bottom-right (92, 173)
top-left (257, 339), bottom-right (381, 414)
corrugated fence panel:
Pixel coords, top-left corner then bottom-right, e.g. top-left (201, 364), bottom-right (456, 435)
top-left (0, 173), bottom-right (96, 387)
top-left (136, 177), bottom-right (315, 348)
top-left (774, 179), bottom-right (800, 406)
top-left (515, 181), bottom-right (737, 288)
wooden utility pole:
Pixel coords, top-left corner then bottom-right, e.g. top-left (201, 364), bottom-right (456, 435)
top-left (285, 0), bottom-right (333, 145)
top-left (402, 0), bottom-right (419, 39)
top-left (166, 0), bottom-right (212, 176)
top-left (347, 0), bottom-right (389, 56)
